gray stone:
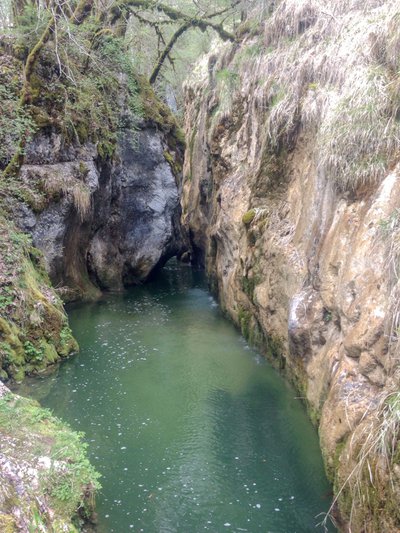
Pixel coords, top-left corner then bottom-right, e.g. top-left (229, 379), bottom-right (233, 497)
top-left (16, 123), bottom-right (184, 298)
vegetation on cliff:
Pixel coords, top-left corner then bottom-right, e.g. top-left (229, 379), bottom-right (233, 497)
top-left (182, 1), bottom-right (400, 531)
top-left (0, 217), bottom-right (78, 383)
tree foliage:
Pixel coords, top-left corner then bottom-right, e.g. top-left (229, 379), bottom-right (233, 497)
top-left (0, 0), bottom-right (246, 180)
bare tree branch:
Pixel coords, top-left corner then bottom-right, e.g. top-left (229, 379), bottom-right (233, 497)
top-left (110, 0), bottom-right (236, 41)
top-left (149, 20), bottom-right (191, 85)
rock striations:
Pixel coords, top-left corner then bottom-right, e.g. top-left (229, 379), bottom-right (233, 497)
top-left (17, 122), bottom-right (184, 299)
top-left (181, 1), bottom-right (400, 531)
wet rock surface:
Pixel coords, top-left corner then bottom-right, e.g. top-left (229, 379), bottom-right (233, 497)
top-left (16, 123), bottom-right (184, 299)
top-left (181, 2), bottom-right (400, 529)
top-left (88, 128), bottom-right (182, 289)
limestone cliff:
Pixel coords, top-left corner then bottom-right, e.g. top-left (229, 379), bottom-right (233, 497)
top-left (182, 1), bottom-right (400, 530)
top-left (16, 120), bottom-right (184, 297)
top-left (0, 38), bottom-right (185, 381)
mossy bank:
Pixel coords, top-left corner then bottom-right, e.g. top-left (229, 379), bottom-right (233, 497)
top-left (0, 382), bottom-right (100, 532)
top-left (0, 218), bottom-right (77, 383)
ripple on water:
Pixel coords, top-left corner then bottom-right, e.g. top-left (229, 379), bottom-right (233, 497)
top-left (16, 262), bottom-right (336, 533)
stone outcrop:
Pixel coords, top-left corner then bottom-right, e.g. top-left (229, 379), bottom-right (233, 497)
top-left (181, 1), bottom-right (400, 530)
top-left (16, 121), bottom-right (184, 299)
top-left (88, 127), bottom-right (183, 290)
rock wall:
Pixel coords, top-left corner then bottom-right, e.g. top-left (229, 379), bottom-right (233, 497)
top-left (16, 121), bottom-right (184, 300)
top-left (181, 1), bottom-right (400, 530)
top-left (0, 40), bottom-right (186, 382)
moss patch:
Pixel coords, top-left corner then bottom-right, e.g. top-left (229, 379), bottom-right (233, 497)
top-left (242, 209), bottom-right (256, 225)
top-left (238, 307), bottom-right (251, 339)
top-left (137, 75), bottom-right (186, 168)
top-left (0, 389), bottom-right (100, 530)
top-left (0, 218), bottom-right (78, 381)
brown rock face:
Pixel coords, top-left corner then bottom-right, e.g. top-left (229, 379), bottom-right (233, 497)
top-left (181, 1), bottom-right (400, 530)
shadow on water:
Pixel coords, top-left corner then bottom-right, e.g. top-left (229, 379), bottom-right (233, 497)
top-left (15, 260), bottom-right (336, 533)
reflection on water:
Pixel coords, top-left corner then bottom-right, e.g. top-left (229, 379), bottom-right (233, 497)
top-left (16, 262), bottom-right (335, 533)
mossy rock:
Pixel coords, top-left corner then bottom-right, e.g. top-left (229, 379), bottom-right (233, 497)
top-left (0, 220), bottom-right (78, 381)
top-left (136, 75), bottom-right (186, 155)
top-left (30, 105), bottom-right (52, 128)
top-left (39, 340), bottom-right (59, 365)
top-left (0, 392), bottom-right (101, 529)
top-left (163, 150), bottom-right (183, 176)
top-left (238, 307), bottom-right (251, 339)
top-left (0, 513), bottom-right (17, 533)
top-left (57, 326), bottom-right (79, 357)
top-left (242, 209), bottom-right (256, 225)
top-left (0, 318), bottom-right (26, 376)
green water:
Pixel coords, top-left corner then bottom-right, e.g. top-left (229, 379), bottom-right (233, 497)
top-left (18, 262), bottom-right (334, 533)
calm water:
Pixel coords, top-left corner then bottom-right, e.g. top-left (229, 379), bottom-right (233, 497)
top-left (17, 262), bottom-right (334, 533)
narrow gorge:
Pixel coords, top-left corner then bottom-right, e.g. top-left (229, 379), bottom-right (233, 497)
top-left (1, 0), bottom-right (400, 532)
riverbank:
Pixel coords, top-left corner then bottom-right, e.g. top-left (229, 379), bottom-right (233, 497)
top-left (15, 261), bottom-right (335, 532)
top-left (0, 381), bottom-right (100, 532)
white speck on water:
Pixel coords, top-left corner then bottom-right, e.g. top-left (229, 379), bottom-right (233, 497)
top-left (274, 508), bottom-right (280, 512)
top-left (224, 523), bottom-right (231, 527)
top-left (255, 504), bottom-right (261, 509)
top-left (121, 447), bottom-right (127, 450)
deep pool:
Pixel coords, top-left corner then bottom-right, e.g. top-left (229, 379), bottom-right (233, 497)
top-left (17, 262), bottom-right (335, 533)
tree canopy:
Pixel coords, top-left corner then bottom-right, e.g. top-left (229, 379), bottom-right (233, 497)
top-left (0, 0), bottom-right (246, 178)
top-left (5, 0), bottom-right (242, 86)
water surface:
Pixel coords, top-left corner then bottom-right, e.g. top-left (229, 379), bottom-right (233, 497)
top-left (18, 262), bottom-right (334, 533)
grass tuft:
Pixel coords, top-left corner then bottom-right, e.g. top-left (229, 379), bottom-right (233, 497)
top-left (189, 0), bottom-right (400, 193)
top-left (321, 389), bottom-right (400, 532)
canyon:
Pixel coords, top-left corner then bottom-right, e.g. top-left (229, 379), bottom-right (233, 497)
top-left (1, 0), bottom-right (400, 531)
